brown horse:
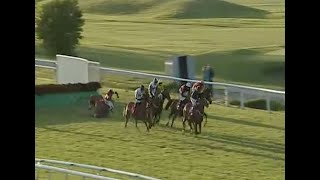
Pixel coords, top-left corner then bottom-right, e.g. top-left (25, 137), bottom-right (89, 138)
top-left (92, 99), bottom-right (111, 118)
top-left (152, 89), bottom-right (171, 124)
top-left (182, 97), bottom-right (209, 134)
top-left (123, 93), bottom-right (153, 131)
top-left (165, 87), bottom-right (212, 127)
top-left (165, 98), bottom-right (189, 127)
top-left (88, 91), bottom-right (119, 110)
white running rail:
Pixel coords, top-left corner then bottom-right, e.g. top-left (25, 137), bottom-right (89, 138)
top-left (35, 158), bottom-right (161, 180)
top-left (35, 58), bottom-right (285, 111)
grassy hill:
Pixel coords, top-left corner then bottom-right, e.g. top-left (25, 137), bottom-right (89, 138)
top-left (35, 0), bottom-right (285, 90)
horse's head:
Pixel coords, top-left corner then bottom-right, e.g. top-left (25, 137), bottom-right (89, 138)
top-left (160, 89), bottom-right (171, 101)
top-left (201, 88), bottom-right (213, 104)
top-left (199, 96), bottom-right (210, 109)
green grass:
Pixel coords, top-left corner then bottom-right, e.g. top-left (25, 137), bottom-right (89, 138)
top-left (35, 0), bottom-right (285, 90)
top-left (35, 68), bottom-right (285, 180)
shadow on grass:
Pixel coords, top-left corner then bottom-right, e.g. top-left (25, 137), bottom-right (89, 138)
top-left (207, 114), bottom-right (285, 131)
top-left (154, 124), bottom-right (284, 161)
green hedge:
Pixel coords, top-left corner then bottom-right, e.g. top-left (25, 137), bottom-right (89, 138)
top-left (35, 82), bottom-right (101, 95)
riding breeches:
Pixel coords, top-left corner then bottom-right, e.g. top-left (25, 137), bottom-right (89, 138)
top-left (191, 98), bottom-right (197, 106)
top-left (106, 100), bottom-right (114, 110)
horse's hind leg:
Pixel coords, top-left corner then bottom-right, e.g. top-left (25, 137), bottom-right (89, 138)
top-left (171, 113), bottom-right (177, 127)
top-left (166, 111), bottom-right (173, 126)
top-left (182, 117), bottom-right (186, 132)
top-left (144, 121), bottom-right (150, 132)
top-left (204, 113), bottom-right (208, 127)
top-left (199, 122), bottom-right (202, 134)
top-left (124, 116), bottom-right (129, 128)
top-left (188, 121), bottom-right (193, 133)
top-left (194, 123), bottom-right (198, 135)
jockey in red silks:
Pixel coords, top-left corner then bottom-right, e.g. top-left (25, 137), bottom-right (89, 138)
top-left (104, 89), bottom-right (115, 111)
top-left (177, 82), bottom-right (192, 111)
top-left (190, 81), bottom-right (205, 114)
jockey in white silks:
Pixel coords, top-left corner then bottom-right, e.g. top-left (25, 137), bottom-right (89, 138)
top-left (135, 85), bottom-right (146, 104)
top-left (148, 78), bottom-right (159, 98)
top-left (133, 85), bottom-right (146, 113)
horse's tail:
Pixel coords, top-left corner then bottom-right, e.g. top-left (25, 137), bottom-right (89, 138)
top-left (164, 99), bottom-right (173, 110)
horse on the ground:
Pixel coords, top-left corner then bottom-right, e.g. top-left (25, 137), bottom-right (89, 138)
top-left (92, 99), bottom-right (110, 118)
top-left (182, 96), bottom-right (209, 134)
top-left (88, 91), bottom-right (119, 110)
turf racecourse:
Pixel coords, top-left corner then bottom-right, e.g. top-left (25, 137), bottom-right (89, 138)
top-left (35, 68), bottom-right (285, 180)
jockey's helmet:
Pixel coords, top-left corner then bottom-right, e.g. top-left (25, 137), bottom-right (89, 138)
top-left (186, 82), bottom-right (192, 88)
top-left (153, 78), bottom-right (158, 84)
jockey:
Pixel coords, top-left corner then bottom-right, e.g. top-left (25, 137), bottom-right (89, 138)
top-left (177, 82), bottom-right (192, 110)
top-left (192, 80), bottom-right (205, 93)
top-left (133, 85), bottom-right (146, 113)
top-left (104, 89), bottom-right (115, 111)
top-left (148, 78), bottom-right (159, 98)
top-left (190, 81), bottom-right (205, 114)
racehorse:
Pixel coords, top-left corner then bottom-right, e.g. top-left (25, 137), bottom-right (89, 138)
top-left (182, 96), bottom-right (209, 134)
top-left (91, 99), bottom-right (110, 118)
top-left (165, 87), bottom-right (212, 127)
top-left (151, 88), bottom-right (171, 124)
top-left (88, 91), bottom-right (119, 111)
top-left (123, 93), bottom-right (153, 131)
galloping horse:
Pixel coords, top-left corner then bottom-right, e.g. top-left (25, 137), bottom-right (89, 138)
top-left (165, 98), bottom-right (189, 127)
top-left (182, 96), bottom-right (209, 134)
top-left (123, 93), bottom-right (153, 131)
top-left (152, 88), bottom-right (171, 124)
top-left (165, 87), bottom-right (212, 127)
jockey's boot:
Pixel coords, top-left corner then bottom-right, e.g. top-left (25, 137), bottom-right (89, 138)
top-left (133, 103), bottom-right (138, 114)
top-left (177, 101), bottom-right (182, 111)
top-left (190, 106), bottom-right (195, 116)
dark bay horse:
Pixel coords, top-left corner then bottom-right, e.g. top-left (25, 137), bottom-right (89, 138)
top-left (182, 97), bottom-right (209, 134)
top-left (152, 89), bottom-right (171, 124)
top-left (165, 87), bottom-right (212, 127)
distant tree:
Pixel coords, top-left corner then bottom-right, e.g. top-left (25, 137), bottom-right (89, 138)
top-left (36, 0), bottom-right (84, 56)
